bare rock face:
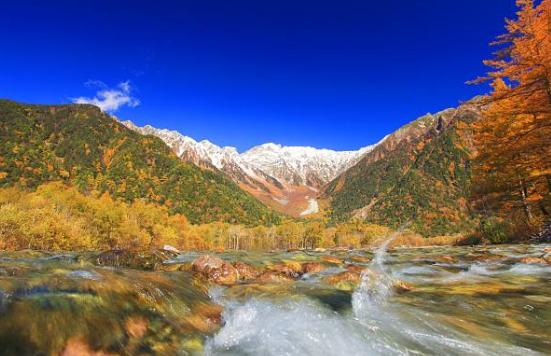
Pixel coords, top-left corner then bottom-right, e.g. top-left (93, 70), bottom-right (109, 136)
top-left (191, 255), bottom-right (238, 285)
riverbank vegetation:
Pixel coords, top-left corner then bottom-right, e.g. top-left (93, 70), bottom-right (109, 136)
top-left (0, 182), bottom-right (463, 251)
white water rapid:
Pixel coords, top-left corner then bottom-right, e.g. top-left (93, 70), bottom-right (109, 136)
top-left (205, 237), bottom-right (543, 356)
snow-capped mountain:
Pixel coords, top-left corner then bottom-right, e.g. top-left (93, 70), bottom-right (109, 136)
top-left (120, 119), bottom-right (379, 216)
top-left (120, 120), bottom-right (278, 191)
top-left (241, 143), bottom-right (374, 188)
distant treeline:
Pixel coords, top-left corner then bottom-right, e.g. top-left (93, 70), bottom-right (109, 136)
top-left (0, 182), bottom-right (463, 251)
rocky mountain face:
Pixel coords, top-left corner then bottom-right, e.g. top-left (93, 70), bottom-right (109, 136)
top-left (322, 100), bottom-right (483, 236)
top-left (121, 120), bottom-right (375, 216)
top-left (0, 100), bottom-right (280, 225)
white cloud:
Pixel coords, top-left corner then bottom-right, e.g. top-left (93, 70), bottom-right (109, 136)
top-left (73, 80), bottom-right (140, 112)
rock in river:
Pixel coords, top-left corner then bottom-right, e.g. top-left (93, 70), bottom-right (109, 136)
top-left (192, 255), bottom-right (238, 285)
top-left (302, 262), bottom-right (327, 274)
top-left (233, 261), bottom-right (261, 280)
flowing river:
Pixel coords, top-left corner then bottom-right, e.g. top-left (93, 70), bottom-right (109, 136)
top-left (0, 243), bottom-right (550, 355)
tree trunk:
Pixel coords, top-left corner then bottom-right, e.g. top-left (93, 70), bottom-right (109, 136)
top-left (545, 77), bottom-right (551, 104)
top-left (539, 202), bottom-right (549, 216)
top-left (519, 178), bottom-right (533, 220)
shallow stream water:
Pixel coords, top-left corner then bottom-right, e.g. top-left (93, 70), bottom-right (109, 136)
top-left (0, 244), bottom-right (550, 355)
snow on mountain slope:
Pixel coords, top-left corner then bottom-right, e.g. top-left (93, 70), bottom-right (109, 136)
top-left (241, 143), bottom-right (374, 188)
top-left (120, 119), bottom-right (379, 216)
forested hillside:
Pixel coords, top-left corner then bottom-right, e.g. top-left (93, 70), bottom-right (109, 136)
top-left (0, 100), bottom-right (280, 225)
top-left (324, 0), bottom-right (551, 241)
top-left (323, 101), bottom-right (482, 236)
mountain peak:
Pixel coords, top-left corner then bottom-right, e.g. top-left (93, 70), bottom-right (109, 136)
top-left (121, 120), bottom-right (382, 216)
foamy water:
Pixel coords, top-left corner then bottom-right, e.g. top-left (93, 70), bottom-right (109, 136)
top-left (206, 241), bottom-right (547, 355)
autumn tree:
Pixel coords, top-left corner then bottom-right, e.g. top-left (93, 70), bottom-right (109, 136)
top-left (472, 0), bottom-right (551, 235)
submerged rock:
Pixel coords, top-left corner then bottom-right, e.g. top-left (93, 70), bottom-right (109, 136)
top-left (436, 255), bottom-right (457, 263)
top-left (323, 271), bottom-right (362, 291)
top-left (192, 255), bottom-right (238, 285)
top-left (519, 257), bottom-right (548, 265)
top-left (185, 303), bottom-right (223, 333)
top-left (283, 260), bottom-right (303, 273)
top-left (0, 265), bottom-right (29, 277)
top-left (349, 255), bottom-right (371, 264)
top-left (124, 316), bottom-right (148, 339)
top-left (255, 271), bottom-right (295, 283)
top-left (393, 280), bottom-right (413, 294)
top-left (465, 253), bottom-right (504, 263)
top-left (94, 249), bottom-right (179, 270)
top-left (345, 264), bottom-right (366, 274)
top-left (321, 255), bottom-right (344, 265)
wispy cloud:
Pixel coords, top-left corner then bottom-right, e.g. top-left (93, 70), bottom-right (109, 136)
top-left (73, 80), bottom-right (140, 112)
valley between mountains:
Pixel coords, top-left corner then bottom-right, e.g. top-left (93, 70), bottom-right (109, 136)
top-left (121, 119), bottom-right (377, 217)
top-left (0, 96), bottom-right (496, 236)
top-left (120, 98), bottom-right (481, 238)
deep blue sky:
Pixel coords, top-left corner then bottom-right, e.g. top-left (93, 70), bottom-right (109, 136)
top-left (1, 1), bottom-right (516, 151)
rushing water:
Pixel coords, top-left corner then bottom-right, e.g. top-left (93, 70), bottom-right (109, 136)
top-left (0, 244), bottom-right (550, 355)
top-left (206, 243), bottom-right (551, 356)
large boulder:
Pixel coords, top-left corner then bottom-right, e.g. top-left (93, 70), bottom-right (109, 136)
top-left (302, 262), bottom-right (326, 274)
top-left (266, 263), bottom-right (301, 279)
top-left (233, 261), bottom-right (261, 280)
top-left (191, 255), bottom-right (238, 285)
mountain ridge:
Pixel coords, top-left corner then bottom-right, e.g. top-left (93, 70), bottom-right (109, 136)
top-left (0, 99), bottom-right (281, 225)
top-left (322, 99), bottom-right (483, 236)
top-left (121, 119), bottom-right (379, 216)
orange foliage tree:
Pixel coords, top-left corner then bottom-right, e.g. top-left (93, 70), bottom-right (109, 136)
top-left (472, 0), bottom-right (551, 234)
